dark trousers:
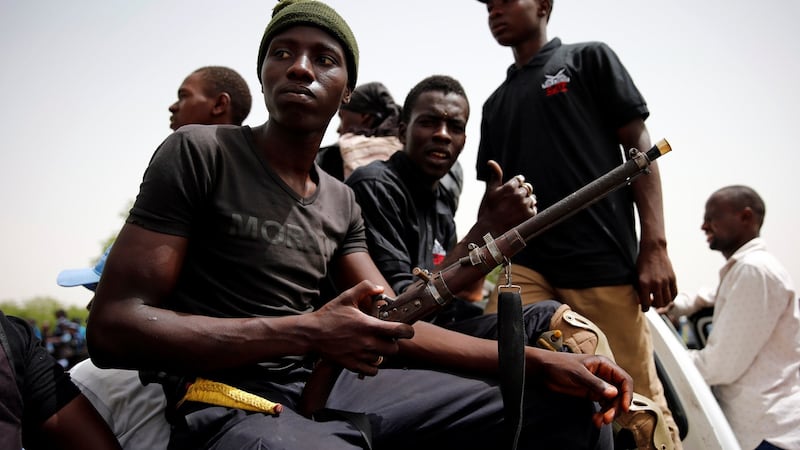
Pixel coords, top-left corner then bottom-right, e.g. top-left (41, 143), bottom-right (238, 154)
top-left (169, 301), bottom-right (612, 450)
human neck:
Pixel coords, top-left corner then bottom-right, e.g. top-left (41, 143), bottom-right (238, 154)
top-left (723, 234), bottom-right (759, 259)
top-left (512, 30), bottom-right (548, 67)
top-left (253, 121), bottom-right (325, 196)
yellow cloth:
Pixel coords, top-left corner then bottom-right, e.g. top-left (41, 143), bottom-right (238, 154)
top-left (177, 377), bottom-right (283, 415)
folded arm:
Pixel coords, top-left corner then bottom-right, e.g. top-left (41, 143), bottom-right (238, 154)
top-left (40, 394), bottom-right (122, 450)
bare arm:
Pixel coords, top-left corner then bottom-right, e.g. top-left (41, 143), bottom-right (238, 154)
top-left (401, 321), bottom-right (632, 426)
top-left (619, 119), bottom-right (677, 310)
top-left (328, 245), bottom-right (633, 424)
top-left (39, 394), bottom-right (122, 450)
top-left (87, 224), bottom-right (413, 375)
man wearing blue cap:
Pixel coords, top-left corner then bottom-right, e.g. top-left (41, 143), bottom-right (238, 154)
top-left (84, 1), bottom-right (633, 448)
top-left (57, 245), bottom-right (110, 291)
top-left (58, 244), bottom-right (170, 450)
top-left (57, 65), bottom-right (252, 450)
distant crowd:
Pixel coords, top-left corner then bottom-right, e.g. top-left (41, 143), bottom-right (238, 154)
top-left (27, 309), bottom-right (88, 370)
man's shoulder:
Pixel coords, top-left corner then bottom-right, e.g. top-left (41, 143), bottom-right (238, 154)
top-left (170, 124), bottom-right (246, 147)
top-left (739, 248), bottom-right (791, 274)
top-left (346, 157), bottom-right (396, 186)
top-left (173, 123), bottom-right (242, 137)
top-left (0, 313), bottom-right (42, 383)
top-left (732, 242), bottom-right (794, 287)
top-left (0, 313), bottom-right (33, 353)
top-left (156, 125), bottom-right (248, 160)
top-left (562, 40), bottom-right (610, 51)
top-left (481, 41), bottom-right (615, 106)
top-left (548, 40), bottom-right (619, 69)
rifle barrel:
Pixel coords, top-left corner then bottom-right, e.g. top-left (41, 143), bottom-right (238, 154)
top-left (299, 138), bottom-right (672, 417)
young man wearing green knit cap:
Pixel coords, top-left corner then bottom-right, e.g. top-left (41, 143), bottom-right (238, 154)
top-left (257, 0), bottom-right (359, 90)
top-left (86, 1), bottom-right (631, 448)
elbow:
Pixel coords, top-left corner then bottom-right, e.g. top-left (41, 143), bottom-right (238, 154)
top-left (85, 325), bottom-right (117, 369)
top-left (691, 352), bottom-right (737, 386)
top-left (85, 308), bottom-right (125, 369)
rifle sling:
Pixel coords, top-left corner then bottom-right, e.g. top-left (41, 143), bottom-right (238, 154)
top-left (497, 288), bottom-right (525, 450)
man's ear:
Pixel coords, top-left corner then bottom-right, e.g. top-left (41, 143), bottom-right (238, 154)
top-left (398, 122), bottom-right (407, 145)
top-left (342, 87), bottom-right (352, 105)
top-left (212, 92), bottom-right (231, 118)
top-left (739, 207), bottom-right (763, 236)
top-left (740, 207), bottom-right (755, 224)
top-left (356, 112), bottom-right (373, 127)
top-left (539, 0), bottom-right (552, 18)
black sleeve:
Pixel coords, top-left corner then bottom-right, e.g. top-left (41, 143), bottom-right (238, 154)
top-left (347, 176), bottom-right (416, 294)
top-left (475, 105), bottom-right (494, 182)
top-left (2, 315), bottom-right (81, 428)
top-left (128, 127), bottom-right (218, 237)
top-left (583, 42), bottom-right (649, 127)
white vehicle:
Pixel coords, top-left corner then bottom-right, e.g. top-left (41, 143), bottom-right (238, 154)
top-left (646, 310), bottom-right (740, 450)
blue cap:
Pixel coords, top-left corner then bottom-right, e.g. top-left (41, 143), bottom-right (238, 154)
top-left (57, 245), bottom-right (111, 291)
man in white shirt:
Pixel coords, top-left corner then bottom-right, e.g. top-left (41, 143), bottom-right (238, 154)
top-left (665, 185), bottom-right (800, 450)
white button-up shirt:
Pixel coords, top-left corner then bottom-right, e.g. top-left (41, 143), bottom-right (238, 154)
top-left (673, 238), bottom-right (800, 450)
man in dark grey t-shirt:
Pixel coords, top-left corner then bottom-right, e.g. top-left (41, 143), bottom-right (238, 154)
top-left (86, 1), bottom-right (632, 448)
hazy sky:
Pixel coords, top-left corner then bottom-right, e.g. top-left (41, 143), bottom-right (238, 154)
top-left (1, 0), bottom-right (799, 307)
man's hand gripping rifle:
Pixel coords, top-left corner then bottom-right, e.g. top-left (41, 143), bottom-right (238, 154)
top-left (299, 139), bottom-right (672, 417)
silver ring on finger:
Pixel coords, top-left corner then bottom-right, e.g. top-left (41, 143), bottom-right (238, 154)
top-left (522, 182), bottom-right (534, 196)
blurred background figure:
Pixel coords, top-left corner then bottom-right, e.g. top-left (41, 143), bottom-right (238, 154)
top-left (168, 65), bottom-right (252, 131)
top-left (58, 246), bottom-right (171, 450)
top-left (662, 185), bottom-right (800, 450)
top-left (46, 308), bottom-right (85, 369)
top-left (317, 81), bottom-right (463, 211)
top-left (317, 81), bottom-right (403, 180)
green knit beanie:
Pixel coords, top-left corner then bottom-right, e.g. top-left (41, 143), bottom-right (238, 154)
top-left (256, 0), bottom-right (359, 90)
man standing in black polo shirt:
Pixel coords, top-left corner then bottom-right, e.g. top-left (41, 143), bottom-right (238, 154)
top-left (475, 0), bottom-right (681, 447)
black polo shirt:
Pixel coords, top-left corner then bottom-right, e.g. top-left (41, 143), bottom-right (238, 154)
top-left (477, 38), bottom-right (649, 288)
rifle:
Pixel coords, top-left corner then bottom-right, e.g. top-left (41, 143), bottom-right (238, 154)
top-left (298, 139), bottom-right (672, 418)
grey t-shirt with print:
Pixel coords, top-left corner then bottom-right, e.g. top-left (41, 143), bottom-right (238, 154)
top-left (129, 124), bottom-right (367, 320)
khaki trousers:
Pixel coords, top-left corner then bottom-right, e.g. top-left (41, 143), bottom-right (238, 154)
top-left (485, 264), bottom-right (683, 449)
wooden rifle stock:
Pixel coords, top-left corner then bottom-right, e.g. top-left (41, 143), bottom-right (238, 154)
top-left (298, 139), bottom-right (672, 417)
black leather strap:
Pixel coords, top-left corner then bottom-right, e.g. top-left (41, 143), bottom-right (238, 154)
top-left (497, 289), bottom-right (525, 450)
